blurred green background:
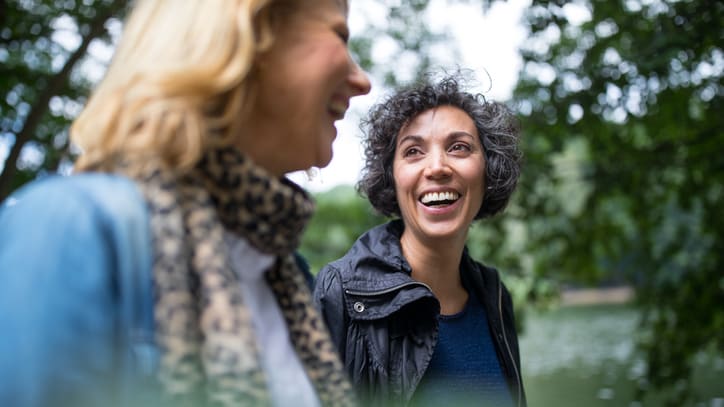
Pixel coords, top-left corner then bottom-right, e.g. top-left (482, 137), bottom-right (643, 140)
top-left (1, 0), bottom-right (722, 405)
top-left (520, 303), bottom-right (722, 406)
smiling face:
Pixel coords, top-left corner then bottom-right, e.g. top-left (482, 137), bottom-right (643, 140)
top-left (238, 0), bottom-right (371, 176)
top-left (393, 105), bottom-right (486, 245)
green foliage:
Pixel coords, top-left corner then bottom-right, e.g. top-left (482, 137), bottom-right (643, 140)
top-left (299, 185), bottom-right (387, 274)
top-left (0, 0), bottom-right (128, 200)
top-left (348, 0), bottom-right (488, 87)
top-left (511, 0), bottom-right (723, 404)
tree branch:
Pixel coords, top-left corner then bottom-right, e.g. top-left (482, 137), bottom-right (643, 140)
top-left (0, 0), bottom-right (126, 201)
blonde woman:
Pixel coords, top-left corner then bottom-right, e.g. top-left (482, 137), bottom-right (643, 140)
top-left (0, 1), bottom-right (370, 406)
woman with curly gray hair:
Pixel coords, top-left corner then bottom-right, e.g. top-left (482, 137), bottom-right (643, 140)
top-left (314, 75), bottom-right (526, 407)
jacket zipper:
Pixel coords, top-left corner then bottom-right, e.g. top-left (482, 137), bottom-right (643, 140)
top-left (345, 281), bottom-right (433, 296)
top-left (498, 280), bottom-right (523, 407)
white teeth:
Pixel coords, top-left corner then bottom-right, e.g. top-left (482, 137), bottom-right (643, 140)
top-left (420, 191), bottom-right (459, 204)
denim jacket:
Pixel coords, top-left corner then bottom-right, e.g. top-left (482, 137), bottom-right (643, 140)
top-left (0, 174), bottom-right (160, 407)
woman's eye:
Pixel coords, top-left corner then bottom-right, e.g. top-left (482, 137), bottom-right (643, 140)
top-left (450, 143), bottom-right (471, 152)
top-left (403, 147), bottom-right (421, 157)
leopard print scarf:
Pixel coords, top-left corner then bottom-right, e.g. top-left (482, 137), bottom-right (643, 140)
top-left (118, 148), bottom-right (355, 407)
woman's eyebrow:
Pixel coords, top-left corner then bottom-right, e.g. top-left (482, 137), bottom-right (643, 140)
top-left (397, 131), bottom-right (476, 146)
top-left (397, 134), bottom-right (424, 146)
top-left (447, 131), bottom-right (476, 139)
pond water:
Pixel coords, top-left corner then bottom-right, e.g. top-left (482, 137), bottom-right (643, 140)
top-left (519, 304), bottom-right (723, 407)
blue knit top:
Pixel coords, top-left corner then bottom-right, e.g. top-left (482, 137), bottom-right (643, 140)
top-left (409, 290), bottom-right (514, 406)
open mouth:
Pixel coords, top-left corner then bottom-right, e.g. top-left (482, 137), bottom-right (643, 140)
top-left (419, 191), bottom-right (460, 207)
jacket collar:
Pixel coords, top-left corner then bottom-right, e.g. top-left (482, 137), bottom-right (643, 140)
top-left (342, 220), bottom-right (414, 292)
top-left (343, 219), bottom-right (500, 295)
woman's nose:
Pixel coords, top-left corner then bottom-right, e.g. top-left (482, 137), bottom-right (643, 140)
top-left (423, 151), bottom-right (452, 179)
top-left (348, 58), bottom-right (371, 96)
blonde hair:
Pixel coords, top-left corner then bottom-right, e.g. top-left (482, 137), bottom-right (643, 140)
top-left (72, 0), bottom-right (293, 173)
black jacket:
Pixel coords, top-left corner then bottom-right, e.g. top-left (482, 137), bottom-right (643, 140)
top-left (314, 220), bottom-right (526, 407)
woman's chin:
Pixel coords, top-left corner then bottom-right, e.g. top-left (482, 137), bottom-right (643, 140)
top-left (313, 151), bottom-right (334, 169)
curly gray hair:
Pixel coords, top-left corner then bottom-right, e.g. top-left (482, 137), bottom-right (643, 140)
top-left (358, 74), bottom-right (522, 219)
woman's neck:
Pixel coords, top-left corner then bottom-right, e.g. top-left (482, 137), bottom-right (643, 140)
top-left (400, 230), bottom-right (469, 315)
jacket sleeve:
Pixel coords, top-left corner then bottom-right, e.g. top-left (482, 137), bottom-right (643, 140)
top-left (0, 176), bottom-right (153, 407)
top-left (313, 264), bottom-right (349, 362)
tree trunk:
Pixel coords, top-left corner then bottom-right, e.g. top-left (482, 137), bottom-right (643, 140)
top-left (0, 0), bottom-right (125, 202)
